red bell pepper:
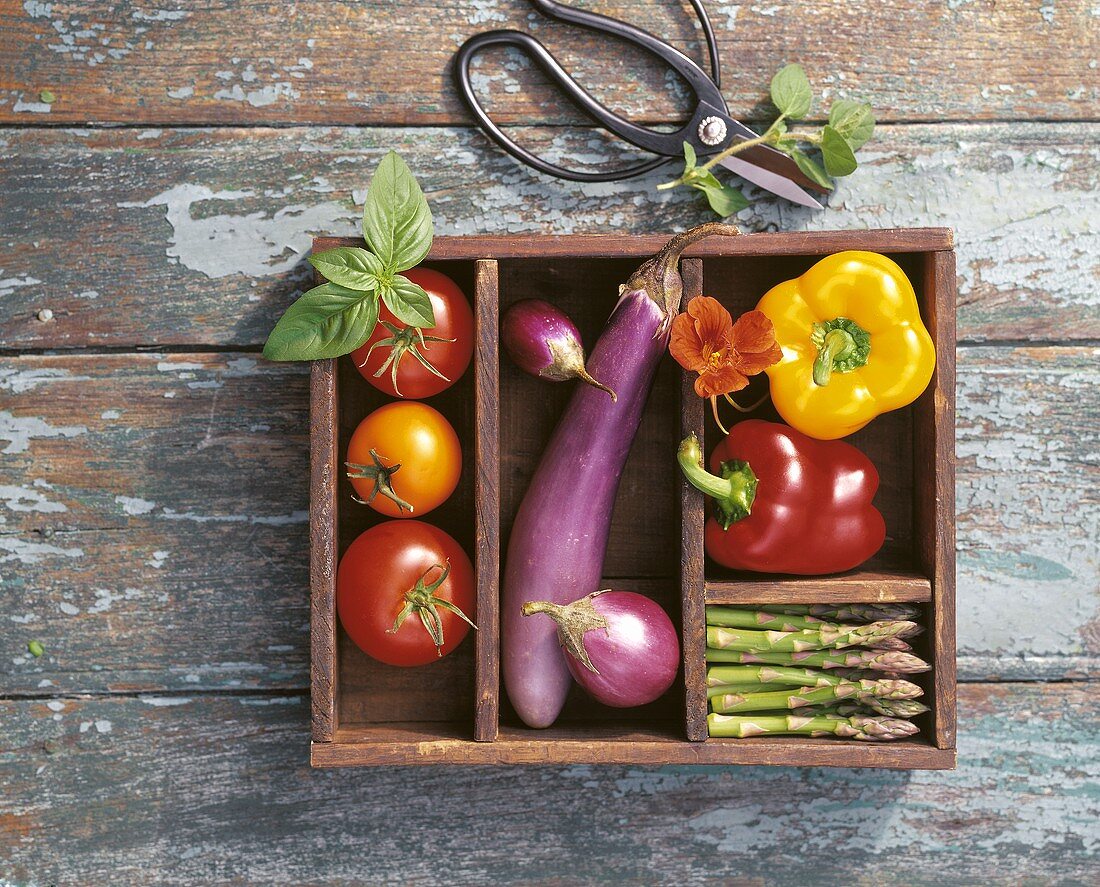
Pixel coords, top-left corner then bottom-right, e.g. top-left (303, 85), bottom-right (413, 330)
top-left (677, 419), bottom-right (885, 574)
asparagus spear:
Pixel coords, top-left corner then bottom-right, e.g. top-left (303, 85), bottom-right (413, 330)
top-left (708, 711), bottom-right (919, 741)
top-left (711, 679), bottom-right (924, 714)
top-left (704, 647), bottom-right (931, 672)
top-left (706, 620), bottom-right (920, 653)
top-left (795, 698), bottom-right (930, 718)
top-left (706, 665), bottom-right (923, 698)
top-left (707, 664), bottom-right (852, 688)
top-left (706, 682), bottom-right (791, 699)
top-left (707, 607), bottom-right (828, 632)
top-left (840, 698), bottom-right (930, 718)
top-left (869, 636), bottom-right (916, 652)
top-left (754, 603), bottom-right (922, 623)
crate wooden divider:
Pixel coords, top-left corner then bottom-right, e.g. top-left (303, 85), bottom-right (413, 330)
top-left (310, 230), bottom-right (956, 769)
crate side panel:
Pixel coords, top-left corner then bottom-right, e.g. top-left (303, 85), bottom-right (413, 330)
top-left (474, 259), bottom-right (501, 742)
top-left (310, 359), bottom-right (339, 743)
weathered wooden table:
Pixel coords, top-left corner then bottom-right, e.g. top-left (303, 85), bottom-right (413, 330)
top-left (1, 1), bottom-right (1097, 883)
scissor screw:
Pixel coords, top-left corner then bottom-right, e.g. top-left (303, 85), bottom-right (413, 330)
top-left (698, 116), bottom-right (727, 147)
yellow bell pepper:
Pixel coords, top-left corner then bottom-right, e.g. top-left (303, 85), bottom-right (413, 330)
top-left (756, 251), bottom-right (936, 440)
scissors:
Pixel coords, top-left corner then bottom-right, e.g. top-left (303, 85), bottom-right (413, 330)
top-left (454, 0), bottom-right (824, 208)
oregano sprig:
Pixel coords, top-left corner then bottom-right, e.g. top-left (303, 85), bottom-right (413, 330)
top-left (656, 64), bottom-right (875, 217)
top-left (264, 151), bottom-right (436, 361)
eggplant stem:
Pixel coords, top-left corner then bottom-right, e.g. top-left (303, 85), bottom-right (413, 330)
top-left (575, 366), bottom-right (617, 402)
top-left (522, 595), bottom-right (609, 674)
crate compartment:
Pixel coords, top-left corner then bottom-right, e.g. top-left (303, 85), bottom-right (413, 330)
top-left (680, 249), bottom-right (956, 756)
top-left (311, 256), bottom-right (498, 748)
top-left (496, 256), bottom-right (686, 740)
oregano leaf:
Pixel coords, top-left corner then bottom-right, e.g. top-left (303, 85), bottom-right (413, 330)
top-left (308, 247), bottom-right (385, 291)
top-left (689, 171), bottom-right (749, 217)
top-left (786, 147), bottom-right (834, 191)
top-left (362, 150), bottom-right (433, 274)
top-left (821, 125), bottom-right (858, 177)
top-left (828, 100), bottom-right (875, 151)
top-left (683, 141), bottom-right (697, 173)
top-left (770, 64), bottom-right (812, 119)
top-left (263, 282), bottom-right (380, 361)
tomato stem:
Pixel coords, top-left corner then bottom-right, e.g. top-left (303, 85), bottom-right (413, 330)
top-left (345, 448), bottom-right (414, 514)
top-left (360, 320), bottom-right (455, 398)
top-left (388, 560), bottom-right (478, 657)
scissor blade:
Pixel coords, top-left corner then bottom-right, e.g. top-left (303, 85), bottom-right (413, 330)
top-left (718, 155), bottom-right (824, 209)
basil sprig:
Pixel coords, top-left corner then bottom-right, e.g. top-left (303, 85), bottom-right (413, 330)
top-left (264, 151), bottom-right (435, 361)
top-left (656, 64), bottom-right (875, 217)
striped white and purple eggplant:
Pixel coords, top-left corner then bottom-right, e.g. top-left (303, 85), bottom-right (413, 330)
top-left (503, 223), bottom-right (741, 729)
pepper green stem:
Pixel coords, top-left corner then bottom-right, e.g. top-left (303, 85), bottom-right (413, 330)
top-left (677, 434), bottom-right (757, 530)
top-left (812, 329), bottom-right (855, 386)
top-left (810, 317), bottom-right (871, 386)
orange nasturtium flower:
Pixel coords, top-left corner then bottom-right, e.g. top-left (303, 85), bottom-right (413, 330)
top-left (671, 298), bottom-right (782, 397)
top-left (669, 297), bottom-right (782, 431)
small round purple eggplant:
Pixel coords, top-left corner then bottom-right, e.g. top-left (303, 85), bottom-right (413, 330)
top-left (501, 299), bottom-right (616, 401)
top-left (522, 590), bottom-right (679, 709)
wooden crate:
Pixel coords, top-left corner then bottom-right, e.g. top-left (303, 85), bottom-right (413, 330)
top-left (309, 230), bottom-right (956, 770)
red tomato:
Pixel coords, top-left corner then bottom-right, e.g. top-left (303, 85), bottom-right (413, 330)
top-left (337, 520), bottom-right (476, 666)
top-left (346, 402), bottom-right (462, 519)
top-left (351, 267), bottom-right (474, 399)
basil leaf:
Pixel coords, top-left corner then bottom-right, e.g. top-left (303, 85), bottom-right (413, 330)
top-left (262, 282), bottom-right (380, 361)
top-left (682, 141), bottom-right (697, 174)
top-left (828, 100), bottom-right (875, 151)
top-left (821, 125), bottom-right (858, 177)
top-left (362, 151), bottom-right (433, 274)
top-left (770, 64), bottom-right (812, 119)
top-left (308, 247), bottom-right (385, 291)
top-left (787, 148), bottom-right (834, 191)
top-left (382, 275), bottom-right (436, 328)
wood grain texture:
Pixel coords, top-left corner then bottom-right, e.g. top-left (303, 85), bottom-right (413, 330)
top-left (315, 728), bottom-right (954, 769)
top-left (309, 359), bottom-right (339, 742)
top-left (704, 568), bottom-right (932, 604)
top-left (473, 259), bottom-right (500, 742)
top-left (678, 260), bottom-right (708, 743)
top-left (917, 249), bottom-right (958, 749)
top-left (2, 346), bottom-right (1096, 692)
top-left (1, 0), bottom-right (1096, 126)
top-left (1, 682), bottom-right (1096, 885)
top-left (0, 123), bottom-right (1096, 350)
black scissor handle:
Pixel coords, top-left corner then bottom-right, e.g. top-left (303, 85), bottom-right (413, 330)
top-left (528, 0), bottom-right (721, 91)
top-left (454, 0), bottom-right (727, 182)
top-left (455, 30), bottom-right (670, 182)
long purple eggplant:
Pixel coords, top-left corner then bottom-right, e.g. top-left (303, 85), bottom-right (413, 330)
top-left (503, 223), bottom-right (741, 728)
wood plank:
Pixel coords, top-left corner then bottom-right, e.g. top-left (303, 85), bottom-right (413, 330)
top-left (1, 347), bottom-right (1095, 693)
top-left (309, 359), bottom-right (338, 742)
top-left (318, 229), bottom-right (954, 259)
top-left (679, 262), bottom-right (707, 743)
top-left (316, 726), bottom-right (953, 769)
top-left (0, 123), bottom-right (1095, 350)
top-left (1, 0), bottom-right (1095, 125)
top-left (917, 249), bottom-right (958, 749)
top-left (704, 570), bottom-right (932, 604)
top-left (0, 682), bottom-right (1096, 884)
top-left (473, 259), bottom-right (500, 742)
